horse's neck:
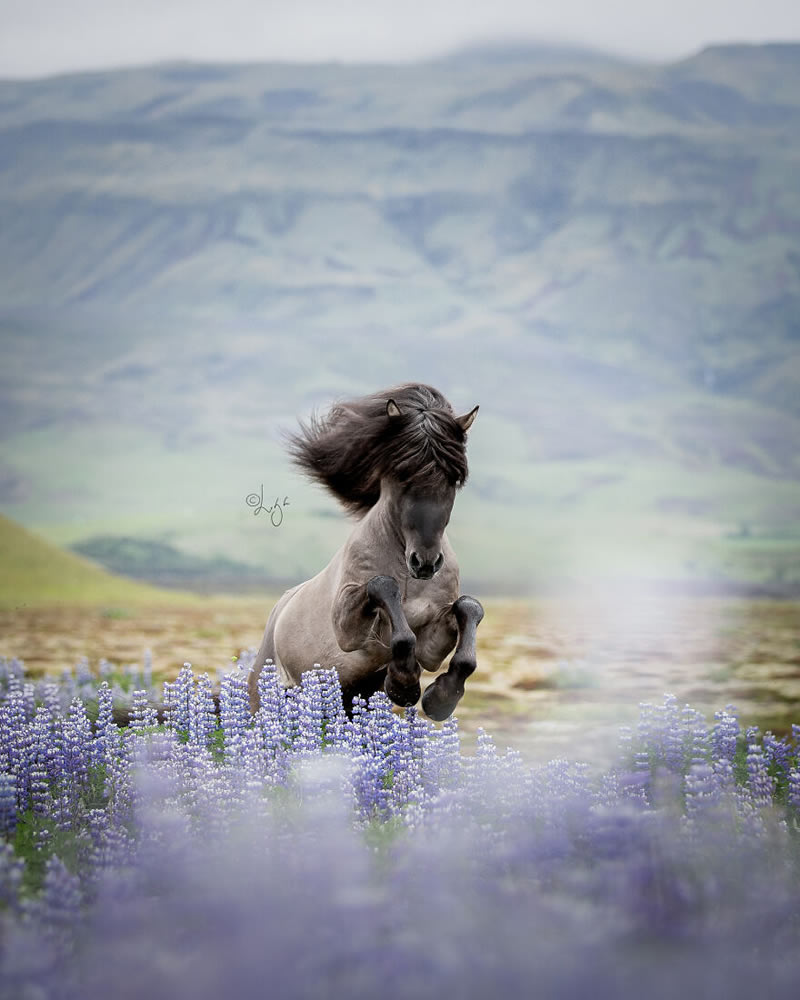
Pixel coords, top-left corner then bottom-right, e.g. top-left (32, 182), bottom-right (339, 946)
top-left (344, 497), bottom-right (405, 574)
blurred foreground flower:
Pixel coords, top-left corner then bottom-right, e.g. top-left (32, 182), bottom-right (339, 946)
top-left (1, 655), bottom-right (800, 999)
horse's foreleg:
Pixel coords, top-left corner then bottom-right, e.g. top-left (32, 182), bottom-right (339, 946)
top-left (364, 575), bottom-right (420, 707)
top-left (421, 595), bottom-right (484, 721)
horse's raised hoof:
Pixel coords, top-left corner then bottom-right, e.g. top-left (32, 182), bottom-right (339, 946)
top-left (421, 674), bottom-right (464, 721)
top-left (384, 670), bottom-right (421, 708)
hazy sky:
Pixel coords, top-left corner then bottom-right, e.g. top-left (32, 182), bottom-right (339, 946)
top-left (1, 0), bottom-right (798, 78)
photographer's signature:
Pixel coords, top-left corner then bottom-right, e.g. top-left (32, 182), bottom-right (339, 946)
top-left (246, 485), bottom-right (289, 526)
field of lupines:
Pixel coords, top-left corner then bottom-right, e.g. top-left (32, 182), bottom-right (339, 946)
top-left (2, 652), bottom-right (800, 999)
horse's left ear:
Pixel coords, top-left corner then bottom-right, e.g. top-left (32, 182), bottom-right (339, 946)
top-left (456, 405), bottom-right (479, 432)
top-left (386, 399), bottom-right (401, 419)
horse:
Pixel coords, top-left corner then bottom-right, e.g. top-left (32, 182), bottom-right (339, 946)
top-left (247, 383), bottom-right (484, 721)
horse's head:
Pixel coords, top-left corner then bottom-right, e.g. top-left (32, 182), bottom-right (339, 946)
top-left (382, 395), bottom-right (478, 580)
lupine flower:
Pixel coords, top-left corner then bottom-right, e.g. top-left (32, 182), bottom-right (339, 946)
top-left (0, 772), bottom-right (16, 836)
top-left (788, 769), bottom-right (800, 814)
top-left (712, 705), bottom-right (740, 762)
top-left (746, 742), bottom-right (775, 807)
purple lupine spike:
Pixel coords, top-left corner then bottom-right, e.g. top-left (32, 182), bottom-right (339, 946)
top-left (746, 742), bottom-right (774, 807)
top-left (93, 681), bottom-right (115, 762)
top-left (253, 664), bottom-right (288, 783)
top-left (0, 771), bottom-right (16, 836)
top-left (429, 715), bottom-right (462, 792)
top-left (788, 769), bottom-right (800, 813)
top-left (168, 663), bottom-right (195, 734)
top-left (219, 668), bottom-right (250, 761)
top-left (22, 682), bottom-right (36, 722)
top-left (0, 689), bottom-right (27, 773)
top-left (403, 705), bottom-right (431, 803)
top-left (636, 701), bottom-right (656, 759)
top-left (351, 751), bottom-right (389, 818)
top-left (282, 685), bottom-right (302, 749)
top-left (366, 692), bottom-right (396, 760)
top-left (162, 679), bottom-right (176, 733)
top-left (386, 711), bottom-right (411, 805)
top-left (319, 668), bottom-right (347, 747)
top-left (28, 706), bottom-right (56, 816)
top-left (39, 680), bottom-right (63, 716)
top-left (683, 704), bottom-right (709, 767)
top-left (345, 694), bottom-right (369, 756)
top-left (256, 661), bottom-right (284, 727)
top-left (298, 669), bottom-right (325, 753)
top-left (63, 697), bottom-right (92, 782)
top-left (712, 705), bottom-right (739, 763)
top-left (132, 689), bottom-right (159, 731)
top-left (189, 672), bottom-right (217, 749)
top-left (763, 731), bottom-right (791, 774)
top-left (102, 724), bottom-right (128, 820)
top-left (684, 762), bottom-right (723, 821)
top-left (2, 691), bottom-right (31, 811)
top-left (658, 695), bottom-right (684, 772)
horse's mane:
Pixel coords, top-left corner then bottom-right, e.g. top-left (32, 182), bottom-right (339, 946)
top-left (285, 383), bottom-right (469, 516)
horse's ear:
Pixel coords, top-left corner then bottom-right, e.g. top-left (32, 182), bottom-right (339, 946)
top-left (386, 399), bottom-right (401, 419)
top-left (456, 405), bottom-right (479, 433)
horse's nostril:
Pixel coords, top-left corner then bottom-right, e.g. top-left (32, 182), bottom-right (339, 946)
top-left (410, 552), bottom-right (421, 571)
top-left (434, 553), bottom-right (444, 573)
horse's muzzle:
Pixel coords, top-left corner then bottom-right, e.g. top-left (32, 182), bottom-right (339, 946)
top-left (408, 551), bottom-right (444, 579)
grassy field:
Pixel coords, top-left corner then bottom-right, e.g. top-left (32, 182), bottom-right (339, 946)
top-left (0, 512), bottom-right (205, 609)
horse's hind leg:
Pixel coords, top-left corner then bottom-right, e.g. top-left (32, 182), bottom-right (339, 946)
top-left (365, 575), bottom-right (421, 707)
top-left (421, 595), bottom-right (484, 721)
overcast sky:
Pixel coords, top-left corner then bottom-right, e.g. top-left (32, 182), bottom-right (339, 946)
top-left (1, 0), bottom-right (798, 79)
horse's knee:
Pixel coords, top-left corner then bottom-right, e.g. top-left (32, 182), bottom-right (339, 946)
top-left (453, 595), bottom-right (484, 629)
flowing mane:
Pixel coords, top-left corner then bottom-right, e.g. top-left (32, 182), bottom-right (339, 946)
top-left (284, 383), bottom-right (469, 516)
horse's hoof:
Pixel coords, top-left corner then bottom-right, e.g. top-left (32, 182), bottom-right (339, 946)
top-left (384, 672), bottom-right (420, 708)
top-left (421, 676), bottom-right (464, 721)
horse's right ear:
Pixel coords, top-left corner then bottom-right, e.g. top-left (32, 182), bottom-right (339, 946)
top-left (456, 405), bottom-right (479, 432)
top-left (386, 399), bottom-right (401, 419)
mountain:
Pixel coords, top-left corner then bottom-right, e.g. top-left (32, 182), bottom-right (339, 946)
top-left (0, 43), bottom-right (798, 594)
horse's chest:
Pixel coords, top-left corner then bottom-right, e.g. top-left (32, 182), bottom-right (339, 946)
top-left (403, 597), bottom-right (436, 631)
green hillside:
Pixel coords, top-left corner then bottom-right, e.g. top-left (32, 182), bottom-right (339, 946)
top-left (0, 43), bottom-right (798, 594)
top-left (0, 514), bottom-right (199, 607)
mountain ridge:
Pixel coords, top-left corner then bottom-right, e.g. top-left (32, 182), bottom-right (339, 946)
top-left (1, 42), bottom-right (798, 592)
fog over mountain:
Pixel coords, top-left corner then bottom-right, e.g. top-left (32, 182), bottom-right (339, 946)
top-left (1, 42), bottom-right (798, 594)
top-left (2, 0), bottom-right (800, 76)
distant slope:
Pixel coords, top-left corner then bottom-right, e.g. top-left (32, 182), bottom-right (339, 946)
top-left (0, 514), bottom-right (199, 607)
top-left (69, 534), bottom-right (280, 594)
